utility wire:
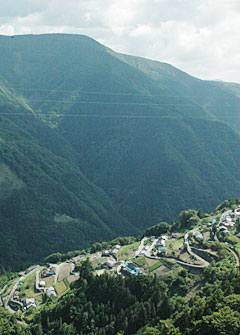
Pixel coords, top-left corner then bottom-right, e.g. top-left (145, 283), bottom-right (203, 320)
top-left (0, 112), bottom-right (179, 118)
top-left (7, 99), bottom-right (240, 107)
top-left (0, 112), bottom-right (237, 119)
top-left (8, 87), bottom-right (240, 99)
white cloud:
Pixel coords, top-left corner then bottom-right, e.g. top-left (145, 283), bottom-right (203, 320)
top-left (0, 24), bottom-right (15, 35)
top-left (0, 0), bottom-right (240, 82)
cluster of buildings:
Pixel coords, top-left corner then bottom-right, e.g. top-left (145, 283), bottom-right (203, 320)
top-left (102, 244), bottom-right (121, 257)
top-left (98, 259), bottom-right (119, 269)
top-left (11, 291), bottom-right (37, 311)
top-left (47, 264), bottom-right (57, 275)
top-left (217, 209), bottom-right (240, 235)
top-left (157, 236), bottom-right (169, 254)
top-left (70, 255), bottom-right (86, 263)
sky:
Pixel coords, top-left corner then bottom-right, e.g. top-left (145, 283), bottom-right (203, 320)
top-left (1, 0), bottom-right (240, 83)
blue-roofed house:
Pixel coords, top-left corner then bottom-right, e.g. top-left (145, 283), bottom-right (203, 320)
top-left (158, 246), bottom-right (168, 254)
top-left (125, 262), bottom-right (140, 276)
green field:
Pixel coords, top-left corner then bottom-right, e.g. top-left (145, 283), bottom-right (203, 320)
top-left (149, 261), bottom-right (162, 272)
top-left (118, 242), bottom-right (140, 260)
top-left (166, 238), bottom-right (184, 251)
top-left (134, 256), bottom-right (146, 267)
top-left (54, 281), bottom-right (67, 296)
top-left (19, 273), bottom-right (36, 298)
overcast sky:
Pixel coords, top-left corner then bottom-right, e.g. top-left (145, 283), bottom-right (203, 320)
top-left (1, 0), bottom-right (240, 83)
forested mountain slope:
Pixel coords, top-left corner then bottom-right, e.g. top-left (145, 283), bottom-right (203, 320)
top-left (63, 115), bottom-right (240, 228)
top-left (0, 86), bottom-right (137, 269)
top-left (0, 34), bottom-right (239, 267)
top-left (116, 52), bottom-right (240, 132)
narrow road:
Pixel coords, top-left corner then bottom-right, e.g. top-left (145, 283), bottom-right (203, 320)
top-left (145, 239), bottom-right (158, 257)
top-left (54, 263), bottom-right (66, 284)
top-left (116, 262), bottom-right (125, 275)
top-left (176, 259), bottom-right (206, 269)
top-left (184, 229), bottom-right (210, 267)
top-left (135, 237), bottom-right (147, 257)
top-left (0, 293), bottom-right (4, 307)
top-left (5, 266), bottom-right (41, 313)
top-left (35, 270), bottom-right (46, 292)
top-left (229, 248), bottom-right (240, 267)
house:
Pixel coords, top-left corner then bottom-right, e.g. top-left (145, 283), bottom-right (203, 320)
top-left (47, 264), bottom-right (57, 275)
top-left (160, 239), bottom-right (166, 246)
top-left (235, 208), bottom-right (240, 216)
top-left (158, 246), bottom-right (168, 254)
top-left (208, 219), bottom-right (216, 226)
top-left (125, 262), bottom-right (140, 276)
top-left (39, 280), bottom-right (46, 287)
top-left (23, 298), bottom-right (36, 309)
top-left (113, 244), bottom-right (121, 250)
top-left (110, 248), bottom-right (118, 255)
top-left (13, 291), bottom-right (20, 300)
top-left (218, 226), bottom-right (228, 232)
top-left (46, 287), bottom-right (57, 297)
top-left (110, 245), bottom-right (121, 255)
top-left (102, 250), bottom-right (110, 257)
top-left (71, 255), bottom-right (85, 263)
top-left (161, 235), bottom-right (169, 241)
top-left (172, 232), bottom-right (180, 238)
top-left (193, 231), bottom-right (203, 240)
top-left (222, 222), bottom-right (235, 227)
top-left (99, 260), bottom-right (116, 269)
top-left (157, 236), bottom-right (168, 246)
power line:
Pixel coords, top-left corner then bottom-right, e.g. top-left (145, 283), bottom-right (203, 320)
top-left (0, 112), bottom-right (179, 118)
top-left (9, 99), bottom-right (240, 107)
top-left (0, 111), bottom-right (238, 119)
top-left (9, 87), bottom-right (240, 99)
top-left (11, 87), bottom-right (171, 96)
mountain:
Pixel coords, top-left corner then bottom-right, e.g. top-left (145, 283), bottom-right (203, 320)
top-left (0, 34), bottom-right (239, 267)
top-left (0, 84), bottom-right (137, 269)
top-left (116, 52), bottom-right (240, 132)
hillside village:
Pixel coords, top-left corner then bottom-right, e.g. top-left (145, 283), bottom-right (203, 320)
top-left (0, 204), bottom-right (240, 321)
